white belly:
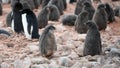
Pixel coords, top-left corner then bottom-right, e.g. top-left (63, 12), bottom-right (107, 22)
top-left (22, 13), bottom-right (32, 40)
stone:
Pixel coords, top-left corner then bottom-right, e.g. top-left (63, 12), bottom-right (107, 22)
top-left (76, 45), bottom-right (84, 57)
top-left (1, 62), bottom-right (10, 68)
top-left (87, 55), bottom-right (99, 61)
top-left (48, 61), bottom-right (59, 68)
top-left (83, 62), bottom-right (101, 68)
top-left (31, 57), bottom-right (50, 64)
top-left (0, 55), bottom-right (3, 64)
top-left (55, 24), bottom-right (66, 32)
top-left (23, 57), bottom-right (31, 68)
top-left (73, 34), bottom-right (86, 42)
top-left (31, 64), bottom-right (48, 68)
top-left (14, 59), bottom-right (23, 68)
top-left (66, 40), bottom-right (76, 49)
top-left (58, 57), bottom-right (74, 67)
top-left (68, 50), bottom-right (79, 59)
top-left (102, 64), bottom-right (118, 68)
top-left (71, 62), bottom-right (82, 68)
top-left (105, 47), bottom-right (120, 57)
top-left (28, 44), bottom-right (39, 52)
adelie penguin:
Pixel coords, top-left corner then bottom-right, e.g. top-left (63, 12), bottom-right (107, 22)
top-left (37, 5), bottom-right (50, 29)
top-left (75, 10), bottom-right (89, 34)
top-left (105, 3), bottom-right (115, 23)
top-left (11, 1), bottom-right (24, 33)
top-left (21, 8), bottom-right (40, 40)
top-left (93, 3), bottom-right (108, 30)
top-left (47, 4), bottom-right (60, 21)
top-left (60, 14), bottom-right (78, 26)
top-left (83, 20), bottom-right (102, 56)
top-left (74, 0), bottom-right (92, 15)
top-left (48, 0), bottom-right (64, 15)
top-left (6, 11), bottom-right (12, 27)
top-left (39, 25), bottom-right (57, 58)
top-left (82, 1), bottom-right (95, 20)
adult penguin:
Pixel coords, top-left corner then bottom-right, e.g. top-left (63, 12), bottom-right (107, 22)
top-left (11, 0), bottom-right (24, 33)
top-left (21, 4), bottom-right (40, 40)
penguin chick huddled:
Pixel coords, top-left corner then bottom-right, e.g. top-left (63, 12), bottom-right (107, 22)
top-left (75, 10), bottom-right (89, 34)
top-left (93, 3), bottom-right (108, 30)
top-left (60, 14), bottom-right (78, 26)
top-left (37, 6), bottom-right (50, 29)
top-left (83, 20), bottom-right (102, 56)
top-left (39, 25), bottom-right (57, 58)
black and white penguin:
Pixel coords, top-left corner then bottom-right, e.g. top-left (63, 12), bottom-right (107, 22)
top-left (11, 1), bottom-right (24, 33)
top-left (21, 8), bottom-right (40, 40)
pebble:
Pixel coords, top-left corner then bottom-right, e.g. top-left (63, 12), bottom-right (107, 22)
top-left (58, 57), bottom-right (73, 67)
top-left (1, 62), bottom-right (10, 68)
top-left (31, 57), bottom-right (50, 64)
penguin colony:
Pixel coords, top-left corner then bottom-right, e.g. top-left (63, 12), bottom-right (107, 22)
top-left (0, 0), bottom-right (119, 58)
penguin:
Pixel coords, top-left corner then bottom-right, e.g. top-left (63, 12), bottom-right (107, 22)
top-left (21, 8), bottom-right (40, 40)
top-left (11, 1), bottom-right (24, 33)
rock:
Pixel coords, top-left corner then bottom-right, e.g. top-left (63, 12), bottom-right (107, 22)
top-left (87, 55), bottom-right (99, 61)
top-left (61, 31), bottom-right (71, 41)
top-left (0, 44), bottom-right (8, 50)
top-left (59, 45), bottom-right (71, 56)
top-left (76, 45), bottom-right (84, 57)
top-left (73, 34), bottom-right (86, 42)
top-left (105, 47), bottom-right (120, 57)
top-left (83, 62), bottom-right (101, 68)
top-left (114, 39), bottom-right (120, 49)
top-left (55, 24), bottom-right (67, 32)
top-left (48, 61), bottom-right (59, 68)
top-left (79, 57), bottom-right (88, 63)
top-left (0, 55), bottom-right (3, 64)
top-left (112, 57), bottom-right (120, 66)
top-left (102, 64), bottom-right (118, 68)
top-left (28, 44), bottom-right (39, 52)
top-left (31, 64), bottom-right (48, 68)
top-left (66, 40), bottom-right (76, 49)
top-left (23, 57), bottom-right (31, 68)
top-left (14, 59), bottom-right (23, 68)
top-left (31, 57), bottom-right (50, 64)
top-left (68, 50), bottom-right (79, 59)
top-left (1, 62), bottom-right (10, 68)
top-left (58, 57), bottom-right (74, 67)
top-left (71, 62), bottom-right (82, 68)
top-left (56, 37), bottom-right (63, 44)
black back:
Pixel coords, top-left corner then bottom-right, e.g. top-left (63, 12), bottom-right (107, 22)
top-left (12, 1), bottom-right (24, 33)
top-left (22, 9), bottom-right (39, 39)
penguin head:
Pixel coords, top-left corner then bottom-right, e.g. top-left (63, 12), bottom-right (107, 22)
top-left (22, 2), bottom-right (31, 10)
top-left (47, 25), bottom-right (56, 30)
top-left (13, 1), bottom-right (23, 11)
top-left (85, 20), bottom-right (97, 29)
top-left (97, 3), bottom-right (106, 10)
top-left (83, 1), bottom-right (91, 7)
top-left (45, 25), bottom-right (56, 34)
top-left (105, 3), bottom-right (111, 10)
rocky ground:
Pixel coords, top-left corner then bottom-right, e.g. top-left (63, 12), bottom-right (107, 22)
top-left (0, 1), bottom-right (120, 68)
